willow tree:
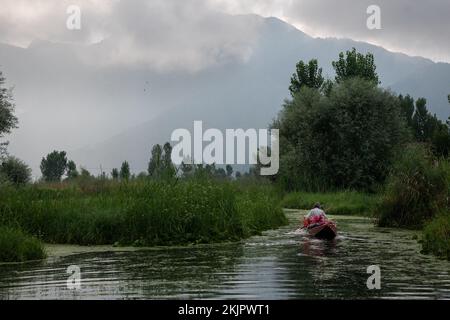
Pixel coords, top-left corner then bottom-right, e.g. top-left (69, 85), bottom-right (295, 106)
top-left (275, 79), bottom-right (408, 191)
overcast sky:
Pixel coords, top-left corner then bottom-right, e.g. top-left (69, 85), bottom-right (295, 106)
top-left (0, 0), bottom-right (449, 66)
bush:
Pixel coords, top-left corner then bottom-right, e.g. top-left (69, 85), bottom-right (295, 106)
top-left (281, 191), bottom-right (379, 216)
top-left (0, 226), bottom-right (46, 262)
top-left (375, 144), bottom-right (448, 228)
top-left (0, 156), bottom-right (31, 185)
top-left (422, 213), bottom-right (450, 260)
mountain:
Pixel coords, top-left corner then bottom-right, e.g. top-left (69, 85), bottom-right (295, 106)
top-left (1, 15), bottom-right (449, 176)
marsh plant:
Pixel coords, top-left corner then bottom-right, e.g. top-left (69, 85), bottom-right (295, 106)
top-left (0, 226), bottom-right (46, 262)
top-left (0, 179), bottom-right (286, 248)
top-left (375, 144), bottom-right (448, 228)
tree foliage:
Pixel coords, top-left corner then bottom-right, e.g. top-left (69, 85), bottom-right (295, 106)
top-left (66, 160), bottom-right (79, 180)
top-left (0, 71), bottom-right (18, 156)
top-left (40, 151), bottom-right (68, 182)
top-left (148, 144), bottom-right (162, 177)
top-left (111, 168), bottom-right (119, 180)
top-left (289, 59), bottom-right (324, 96)
top-left (274, 49), bottom-right (450, 192)
top-left (120, 161), bottom-right (130, 181)
top-left (398, 94), bottom-right (415, 128)
top-left (148, 142), bottom-right (175, 179)
top-left (332, 48), bottom-right (379, 84)
top-left (400, 96), bottom-right (450, 157)
top-left (274, 79), bottom-right (407, 191)
top-left (80, 167), bottom-right (91, 178)
top-left (0, 156), bottom-right (31, 185)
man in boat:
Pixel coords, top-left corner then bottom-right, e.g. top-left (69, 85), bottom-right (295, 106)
top-left (304, 202), bottom-right (328, 228)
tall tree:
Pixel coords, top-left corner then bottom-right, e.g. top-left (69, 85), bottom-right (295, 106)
top-left (273, 78), bottom-right (407, 191)
top-left (66, 160), bottom-right (79, 180)
top-left (80, 167), bottom-right (91, 178)
top-left (0, 71), bottom-right (18, 156)
top-left (398, 94), bottom-right (415, 128)
top-left (120, 161), bottom-right (130, 181)
top-left (40, 151), bottom-right (68, 182)
top-left (111, 168), bottom-right (119, 180)
top-left (162, 142), bottom-right (176, 178)
top-left (332, 48), bottom-right (379, 84)
top-left (148, 142), bottom-right (175, 179)
top-left (289, 59), bottom-right (324, 96)
top-left (412, 98), bottom-right (437, 142)
top-left (431, 123), bottom-right (450, 157)
top-left (397, 95), bottom-right (450, 156)
top-left (148, 144), bottom-right (163, 177)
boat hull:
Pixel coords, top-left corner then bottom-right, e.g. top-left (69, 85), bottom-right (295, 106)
top-left (307, 221), bottom-right (337, 240)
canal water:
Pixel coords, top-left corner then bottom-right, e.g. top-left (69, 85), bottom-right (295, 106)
top-left (1, 210), bottom-right (449, 299)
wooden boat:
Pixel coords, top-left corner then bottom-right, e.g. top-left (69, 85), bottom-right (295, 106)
top-left (307, 221), bottom-right (337, 240)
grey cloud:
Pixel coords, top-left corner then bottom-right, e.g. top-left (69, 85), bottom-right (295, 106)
top-left (0, 0), bottom-right (109, 46)
top-left (86, 0), bottom-right (262, 72)
top-left (0, 0), bottom-right (263, 72)
top-left (212, 0), bottom-right (450, 63)
top-left (1, 0), bottom-right (448, 64)
top-left (285, 0), bottom-right (450, 62)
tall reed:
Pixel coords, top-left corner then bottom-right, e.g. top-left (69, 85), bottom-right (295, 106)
top-left (0, 179), bottom-right (286, 246)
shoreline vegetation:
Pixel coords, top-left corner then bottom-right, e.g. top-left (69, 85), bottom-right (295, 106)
top-left (0, 226), bottom-right (46, 262)
top-left (0, 178), bottom-right (287, 262)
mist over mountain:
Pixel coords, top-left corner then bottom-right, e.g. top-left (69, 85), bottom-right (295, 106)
top-left (1, 15), bottom-right (449, 176)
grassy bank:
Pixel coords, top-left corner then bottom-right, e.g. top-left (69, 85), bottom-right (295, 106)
top-left (0, 226), bottom-right (46, 262)
top-left (281, 191), bottom-right (379, 216)
top-left (421, 213), bottom-right (450, 260)
top-left (0, 179), bottom-right (286, 248)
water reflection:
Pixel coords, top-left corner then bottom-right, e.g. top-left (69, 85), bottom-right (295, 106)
top-left (298, 237), bottom-right (338, 257)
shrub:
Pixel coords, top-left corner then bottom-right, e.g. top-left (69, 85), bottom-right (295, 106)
top-left (375, 144), bottom-right (448, 228)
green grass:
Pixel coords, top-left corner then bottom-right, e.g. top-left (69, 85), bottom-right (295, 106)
top-left (0, 179), bottom-right (287, 247)
top-left (0, 226), bottom-right (46, 262)
top-left (421, 213), bottom-right (450, 260)
top-left (281, 191), bottom-right (379, 216)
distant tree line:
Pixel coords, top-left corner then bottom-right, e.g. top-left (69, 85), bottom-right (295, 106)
top-left (35, 143), bottom-right (245, 184)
